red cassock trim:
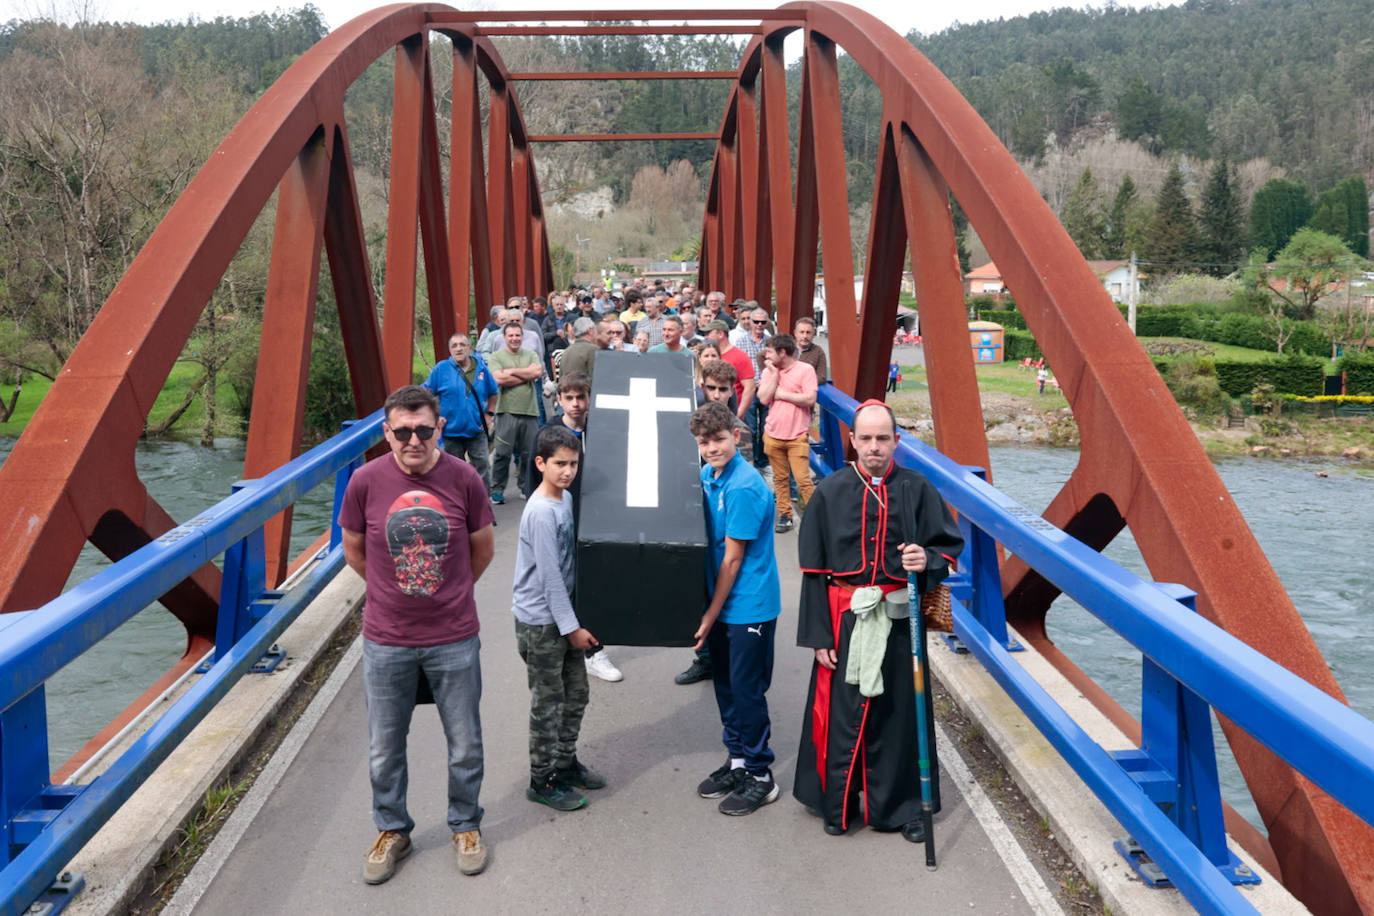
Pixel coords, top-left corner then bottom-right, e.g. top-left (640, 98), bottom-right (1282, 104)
top-left (812, 580), bottom-right (904, 812)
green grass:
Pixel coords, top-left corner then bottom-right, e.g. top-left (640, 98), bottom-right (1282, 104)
top-left (0, 373), bottom-right (54, 436)
top-left (1, 361), bottom-right (245, 441)
top-left (896, 362), bottom-right (1068, 401)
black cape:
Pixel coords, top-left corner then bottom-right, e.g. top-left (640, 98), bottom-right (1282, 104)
top-left (792, 461), bottom-right (963, 832)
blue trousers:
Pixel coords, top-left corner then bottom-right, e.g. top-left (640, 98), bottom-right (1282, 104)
top-left (363, 636), bottom-right (484, 835)
top-left (706, 618), bottom-right (776, 774)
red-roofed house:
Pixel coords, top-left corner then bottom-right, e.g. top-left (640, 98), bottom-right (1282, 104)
top-left (964, 260), bottom-right (1141, 303)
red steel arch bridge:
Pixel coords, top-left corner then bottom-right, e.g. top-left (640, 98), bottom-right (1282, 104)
top-left (0, 5), bottom-right (1370, 913)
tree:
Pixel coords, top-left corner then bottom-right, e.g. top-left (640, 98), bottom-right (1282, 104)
top-left (1307, 177), bottom-right (1369, 257)
top-left (1248, 178), bottom-right (1313, 260)
top-left (1116, 79), bottom-right (1163, 149)
top-left (1241, 250), bottom-right (1297, 354)
top-left (1061, 168), bottom-right (1107, 258)
top-left (1198, 160), bottom-right (1244, 276)
top-left (1259, 228), bottom-right (1366, 322)
top-left (1143, 163), bottom-right (1200, 275)
top-left (1042, 59), bottom-right (1100, 145)
top-left (1104, 174), bottom-right (1138, 258)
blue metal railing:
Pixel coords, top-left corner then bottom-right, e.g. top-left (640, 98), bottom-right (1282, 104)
top-left (813, 385), bottom-right (1374, 915)
top-left (0, 411), bottom-right (383, 916)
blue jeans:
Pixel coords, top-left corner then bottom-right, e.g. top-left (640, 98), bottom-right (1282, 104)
top-left (706, 619), bottom-right (776, 774)
top-left (363, 636), bottom-right (484, 834)
top-left (444, 434), bottom-right (490, 491)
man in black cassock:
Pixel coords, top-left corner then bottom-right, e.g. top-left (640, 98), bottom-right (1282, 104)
top-left (793, 400), bottom-right (963, 842)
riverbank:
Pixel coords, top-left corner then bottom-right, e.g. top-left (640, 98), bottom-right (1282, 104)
top-left (888, 385), bottom-right (1374, 467)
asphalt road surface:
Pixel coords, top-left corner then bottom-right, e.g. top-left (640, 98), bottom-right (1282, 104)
top-left (186, 495), bottom-right (1040, 915)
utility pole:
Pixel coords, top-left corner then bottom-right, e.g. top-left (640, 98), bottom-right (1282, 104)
top-left (1128, 251), bottom-right (1138, 334)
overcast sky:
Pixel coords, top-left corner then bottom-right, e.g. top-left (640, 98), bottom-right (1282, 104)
top-left (6, 0), bottom-right (1185, 40)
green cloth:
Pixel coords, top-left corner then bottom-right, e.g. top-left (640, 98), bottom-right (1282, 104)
top-left (487, 347), bottom-right (539, 416)
top-left (845, 585), bottom-right (891, 697)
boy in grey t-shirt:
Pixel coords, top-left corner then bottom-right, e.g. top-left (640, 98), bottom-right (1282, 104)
top-left (512, 424), bottom-right (608, 811)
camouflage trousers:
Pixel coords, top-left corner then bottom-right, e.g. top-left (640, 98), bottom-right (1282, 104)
top-left (514, 621), bottom-right (589, 782)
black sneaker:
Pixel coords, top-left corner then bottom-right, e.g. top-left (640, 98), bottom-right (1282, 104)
top-left (674, 658), bottom-right (713, 685)
top-left (526, 775), bottom-right (587, 811)
top-left (557, 757), bottom-right (607, 791)
top-left (696, 762), bottom-right (748, 799)
top-left (719, 770), bottom-right (780, 816)
top-left (774, 515), bottom-right (794, 533)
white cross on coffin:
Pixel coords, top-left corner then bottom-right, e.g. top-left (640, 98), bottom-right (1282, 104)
top-left (594, 376), bottom-right (693, 508)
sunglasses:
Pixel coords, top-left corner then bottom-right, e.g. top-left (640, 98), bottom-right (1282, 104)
top-left (388, 425), bottom-right (436, 443)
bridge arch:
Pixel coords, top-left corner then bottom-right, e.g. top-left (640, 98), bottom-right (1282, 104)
top-left (0, 5), bottom-right (1368, 911)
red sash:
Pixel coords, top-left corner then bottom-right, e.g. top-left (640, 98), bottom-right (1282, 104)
top-left (811, 580), bottom-right (905, 789)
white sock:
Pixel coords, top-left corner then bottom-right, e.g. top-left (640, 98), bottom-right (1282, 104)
top-left (753, 772), bottom-right (771, 782)
top-left (730, 758), bottom-right (745, 770)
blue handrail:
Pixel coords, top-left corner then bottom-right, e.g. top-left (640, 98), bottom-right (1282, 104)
top-left (815, 384), bottom-right (1374, 915)
top-left (0, 411), bottom-right (384, 916)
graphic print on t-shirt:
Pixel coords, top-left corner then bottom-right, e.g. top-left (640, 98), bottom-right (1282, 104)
top-left (385, 490), bottom-right (450, 596)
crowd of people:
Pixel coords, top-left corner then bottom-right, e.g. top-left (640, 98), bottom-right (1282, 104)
top-left (340, 277), bottom-right (962, 887)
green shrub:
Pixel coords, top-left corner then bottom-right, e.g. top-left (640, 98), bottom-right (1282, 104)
top-left (977, 309), bottom-right (1026, 329)
top-left (1003, 329), bottom-right (1042, 361)
top-left (1285, 321), bottom-right (1329, 357)
top-left (1213, 355), bottom-right (1325, 397)
top-left (1163, 356), bottom-right (1230, 416)
top-left (1339, 352), bottom-right (1374, 395)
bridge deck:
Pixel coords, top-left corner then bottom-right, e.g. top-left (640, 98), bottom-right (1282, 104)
top-left (174, 499), bottom-right (1054, 915)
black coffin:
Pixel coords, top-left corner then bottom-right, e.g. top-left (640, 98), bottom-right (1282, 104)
top-left (576, 351), bottom-right (706, 646)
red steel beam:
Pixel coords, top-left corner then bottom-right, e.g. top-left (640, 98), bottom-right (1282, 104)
top-left (801, 31), bottom-right (857, 394)
top-left (742, 3), bottom-right (1372, 911)
top-left (758, 34), bottom-right (795, 327)
top-left (436, 9), bottom-right (794, 23)
top-left (527, 131), bottom-right (720, 142)
top-left (508, 70), bottom-right (737, 80)
top-left (382, 36), bottom-right (427, 391)
top-left (894, 126), bottom-right (993, 475)
top-left (416, 50), bottom-right (457, 361)
top-left (478, 24), bottom-right (771, 35)
top-left (243, 137), bottom-right (330, 589)
top-left (447, 32), bottom-right (493, 329)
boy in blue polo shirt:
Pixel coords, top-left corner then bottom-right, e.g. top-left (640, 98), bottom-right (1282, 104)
top-left (688, 401), bottom-right (782, 816)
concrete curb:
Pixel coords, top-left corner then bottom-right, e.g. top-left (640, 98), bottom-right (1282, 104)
top-left (62, 568), bottom-right (366, 915)
top-left (929, 627), bottom-right (1310, 915)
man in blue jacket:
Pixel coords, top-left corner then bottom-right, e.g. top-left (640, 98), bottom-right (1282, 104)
top-left (426, 333), bottom-right (500, 490)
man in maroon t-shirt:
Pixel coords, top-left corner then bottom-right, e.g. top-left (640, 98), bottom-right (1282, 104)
top-left (339, 385), bottom-right (496, 884)
top-left (704, 319), bottom-right (755, 420)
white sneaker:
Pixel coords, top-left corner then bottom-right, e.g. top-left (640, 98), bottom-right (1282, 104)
top-left (584, 649), bottom-right (623, 682)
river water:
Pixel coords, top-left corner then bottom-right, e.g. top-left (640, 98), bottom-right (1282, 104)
top-left (0, 437), bottom-right (1369, 831)
top-left (0, 436), bottom-right (337, 775)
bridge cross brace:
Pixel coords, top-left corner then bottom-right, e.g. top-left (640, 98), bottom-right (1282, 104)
top-left (1110, 583), bottom-right (1259, 889)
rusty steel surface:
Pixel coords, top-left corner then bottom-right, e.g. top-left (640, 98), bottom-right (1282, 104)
top-left (695, 4), bottom-right (1373, 912)
top-left (508, 70), bottom-right (738, 79)
top-left (0, 4), bottom-right (1368, 911)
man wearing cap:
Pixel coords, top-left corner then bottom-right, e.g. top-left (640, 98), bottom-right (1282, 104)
top-left (558, 316), bottom-right (601, 384)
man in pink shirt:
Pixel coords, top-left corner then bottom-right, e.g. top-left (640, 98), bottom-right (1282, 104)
top-left (756, 334), bottom-right (817, 533)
